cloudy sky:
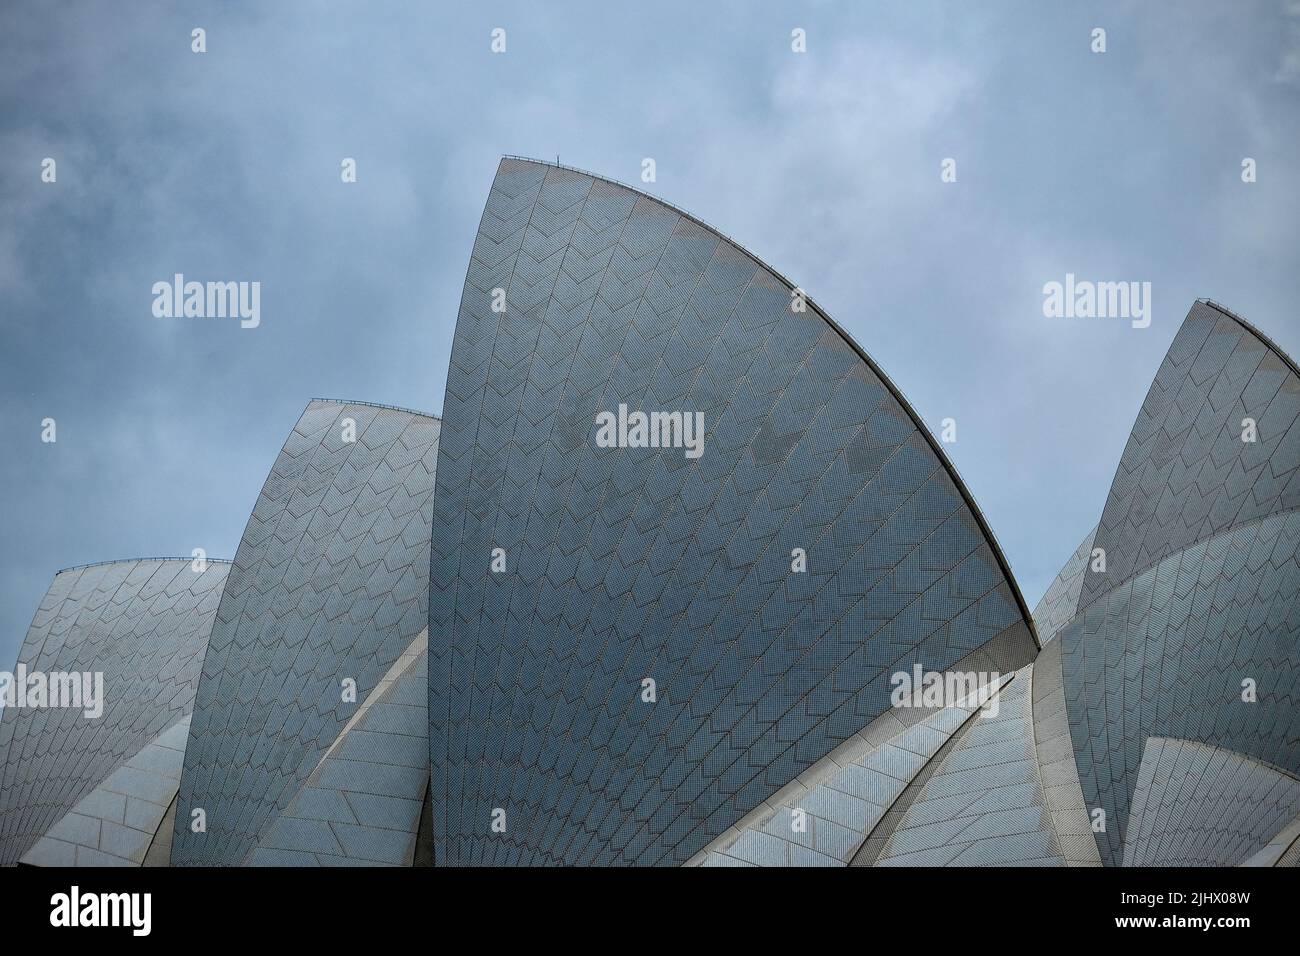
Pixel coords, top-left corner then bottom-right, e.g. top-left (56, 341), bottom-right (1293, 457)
top-left (2, 1), bottom-right (1298, 669)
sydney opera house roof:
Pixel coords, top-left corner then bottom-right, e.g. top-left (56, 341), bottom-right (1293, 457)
top-left (1, 160), bottom-right (1296, 868)
top-left (428, 158), bottom-right (1038, 866)
top-left (1056, 300), bottom-right (1300, 867)
top-left (0, 558), bottom-right (229, 866)
top-left (172, 400), bottom-right (439, 866)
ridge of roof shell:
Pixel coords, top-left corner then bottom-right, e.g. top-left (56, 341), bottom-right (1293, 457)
top-left (497, 154), bottom-right (1039, 648)
top-left (54, 556), bottom-right (233, 575)
top-left (1070, 504), bottom-right (1300, 628)
top-left (1198, 298), bottom-right (1300, 380)
top-left (306, 397), bottom-right (441, 421)
top-left (1, 559), bottom-right (229, 865)
top-left (1075, 297), bottom-right (1300, 613)
top-left (1015, 302), bottom-right (1298, 649)
top-left (173, 395), bottom-right (440, 866)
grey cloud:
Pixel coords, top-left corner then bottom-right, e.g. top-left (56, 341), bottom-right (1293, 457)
top-left (1, 0), bottom-right (1298, 666)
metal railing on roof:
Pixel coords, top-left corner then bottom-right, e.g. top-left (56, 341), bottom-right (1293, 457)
top-left (307, 397), bottom-right (440, 420)
top-left (56, 556), bottom-right (233, 575)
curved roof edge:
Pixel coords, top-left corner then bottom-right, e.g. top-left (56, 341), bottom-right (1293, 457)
top-left (1199, 299), bottom-right (1300, 380)
top-left (1073, 298), bottom-right (1299, 615)
top-left (497, 155), bottom-right (1040, 647)
top-left (307, 397), bottom-right (440, 421)
top-left (1068, 502), bottom-right (1300, 629)
top-left (54, 556), bottom-right (233, 575)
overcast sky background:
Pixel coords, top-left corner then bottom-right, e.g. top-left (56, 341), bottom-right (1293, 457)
top-left (2, 1), bottom-right (1298, 670)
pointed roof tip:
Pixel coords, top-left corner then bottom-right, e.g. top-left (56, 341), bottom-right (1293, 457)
top-left (483, 156), bottom-right (1039, 647)
top-left (499, 154), bottom-right (556, 174)
top-left (1197, 299), bottom-right (1300, 379)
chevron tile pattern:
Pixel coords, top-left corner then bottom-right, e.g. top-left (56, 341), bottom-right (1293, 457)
top-left (172, 400), bottom-right (439, 865)
top-left (1082, 301), bottom-right (1300, 608)
top-left (20, 715), bottom-right (191, 866)
top-left (1061, 509), bottom-right (1300, 865)
top-left (246, 631), bottom-right (429, 866)
top-left (0, 558), bottom-right (229, 865)
top-left (1122, 737), bottom-right (1300, 867)
top-left (1046, 304), bottom-right (1300, 867)
top-left (693, 701), bottom-right (981, 866)
top-left (1030, 526), bottom-right (1096, 646)
top-left (1240, 812), bottom-right (1300, 866)
top-left (429, 158), bottom-right (1037, 866)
